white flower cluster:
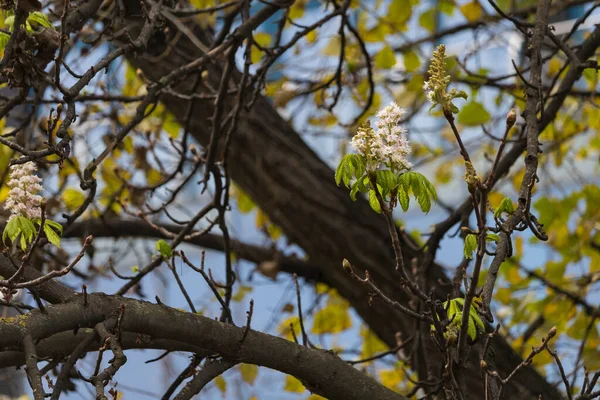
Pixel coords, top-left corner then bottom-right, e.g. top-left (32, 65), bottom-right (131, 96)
top-left (4, 162), bottom-right (43, 221)
top-left (422, 80), bottom-right (436, 104)
top-left (350, 102), bottom-right (412, 171)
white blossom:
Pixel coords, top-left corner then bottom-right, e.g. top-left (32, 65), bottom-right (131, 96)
top-left (4, 162), bottom-right (43, 220)
top-left (350, 102), bottom-right (412, 171)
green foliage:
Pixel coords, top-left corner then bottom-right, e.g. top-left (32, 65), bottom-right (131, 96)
top-left (374, 44), bottom-right (397, 69)
top-left (494, 197), bottom-right (515, 218)
top-left (155, 239), bottom-right (172, 258)
top-left (369, 185), bottom-right (382, 214)
top-left (42, 219), bottom-right (63, 248)
top-left (335, 153), bottom-right (366, 188)
top-left (2, 216), bottom-right (62, 251)
top-left (486, 233), bottom-right (500, 242)
top-left (3, 216), bottom-right (36, 251)
top-left (0, 12), bottom-right (54, 50)
top-left (463, 233), bottom-right (477, 260)
top-left (431, 297), bottom-right (485, 342)
top-left (397, 171), bottom-right (438, 213)
top-left (336, 154), bottom-right (437, 214)
top-left (457, 101), bottom-right (491, 126)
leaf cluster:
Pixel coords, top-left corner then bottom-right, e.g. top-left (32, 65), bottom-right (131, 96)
top-left (431, 297), bottom-right (485, 342)
top-left (335, 154), bottom-right (437, 214)
top-left (0, 11), bottom-right (54, 49)
top-left (2, 216), bottom-right (62, 251)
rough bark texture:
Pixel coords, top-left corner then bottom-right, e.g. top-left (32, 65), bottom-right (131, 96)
top-left (124, 18), bottom-right (564, 400)
top-left (0, 289), bottom-right (405, 400)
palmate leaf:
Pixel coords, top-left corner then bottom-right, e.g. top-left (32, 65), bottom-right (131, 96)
top-left (397, 171), bottom-right (437, 213)
top-left (335, 154), bottom-right (366, 188)
top-left (2, 216), bottom-right (37, 251)
top-left (375, 170), bottom-right (397, 198)
top-left (431, 297), bottom-right (485, 341)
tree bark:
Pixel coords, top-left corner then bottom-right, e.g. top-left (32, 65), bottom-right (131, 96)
top-left (121, 17), bottom-right (567, 399)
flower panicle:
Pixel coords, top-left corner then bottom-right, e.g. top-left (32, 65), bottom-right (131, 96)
top-left (350, 102), bottom-right (412, 172)
top-left (4, 162), bottom-right (44, 221)
top-left (423, 45), bottom-right (467, 114)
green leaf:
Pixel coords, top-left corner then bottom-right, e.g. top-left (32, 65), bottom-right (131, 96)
top-left (457, 101), bottom-right (491, 126)
top-left (486, 233), bottom-right (500, 242)
top-left (375, 170), bottom-right (397, 198)
top-left (0, 32), bottom-right (9, 50)
top-left (494, 197), bottom-right (515, 218)
top-left (409, 172), bottom-right (437, 213)
top-left (27, 12), bottom-right (54, 31)
top-left (374, 44), bottom-right (397, 69)
top-left (3, 216), bottom-right (37, 251)
top-left (369, 187), bottom-right (382, 214)
top-left (44, 219), bottom-right (64, 235)
top-left (43, 222), bottom-right (61, 249)
top-left (156, 239), bottom-right (172, 258)
top-left (335, 154), bottom-right (365, 188)
top-left (397, 184), bottom-right (410, 211)
top-left (437, 298), bottom-right (484, 341)
top-left (469, 302), bottom-right (485, 333)
top-left (464, 234), bottom-right (478, 260)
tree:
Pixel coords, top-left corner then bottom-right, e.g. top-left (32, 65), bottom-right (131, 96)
top-left (0, 0), bottom-right (599, 398)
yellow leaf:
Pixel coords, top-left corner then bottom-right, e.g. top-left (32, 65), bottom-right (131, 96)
top-left (512, 168), bottom-right (525, 192)
top-left (239, 363), bottom-right (259, 385)
top-left (547, 57), bottom-right (562, 78)
top-left (146, 169), bottom-right (163, 186)
top-left (460, 1), bottom-right (483, 22)
top-left (494, 287), bottom-right (511, 304)
top-left (514, 236), bottom-right (523, 258)
top-left (288, 0), bottom-right (306, 19)
top-left (379, 367), bottom-right (404, 392)
top-left (374, 44), bottom-right (397, 69)
top-left (360, 325), bottom-right (388, 363)
top-left (62, 188), bottom-right (86, 212)
top-left (305, 30), bottom-right (317, 43)
top-left (403, 50), bottom-right (420, 72)
top-left (387, 0), bottom-right (412, 29)
top-left (307, 395), bottom-right (327, 400)
top-left (253, 32), bottom-right (271, 47)
top-left (311, 303), bottom-right (352, 334)
top-left (214, 375), bottom-right (227, 393)
top-left (278, 316), bottom-right (300, 340)
top-left (284, 375), bottom-right (305, 393)
top-left (232, 286), bottom-right (253, 302)
top-left (321, 37), bottom-right (341, 56)
top-left (505, 267), bottom-right (521, 285)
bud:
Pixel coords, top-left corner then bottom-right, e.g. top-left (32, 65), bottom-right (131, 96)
top-left (506, 108), bottom-right (517, 129)
top-left (548, 326), bottom-right (557, 338)
top-left (480, 360), bottom-right (487, 369)
top-left (342, 258), bottom-right (352, 273)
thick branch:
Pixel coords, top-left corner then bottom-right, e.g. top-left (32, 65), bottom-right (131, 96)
top-left (0, 293), bottom-right (405, 400)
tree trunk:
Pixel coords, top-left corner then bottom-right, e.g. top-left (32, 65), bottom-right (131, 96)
top-left (125, 20), bottom-right (563, 400)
